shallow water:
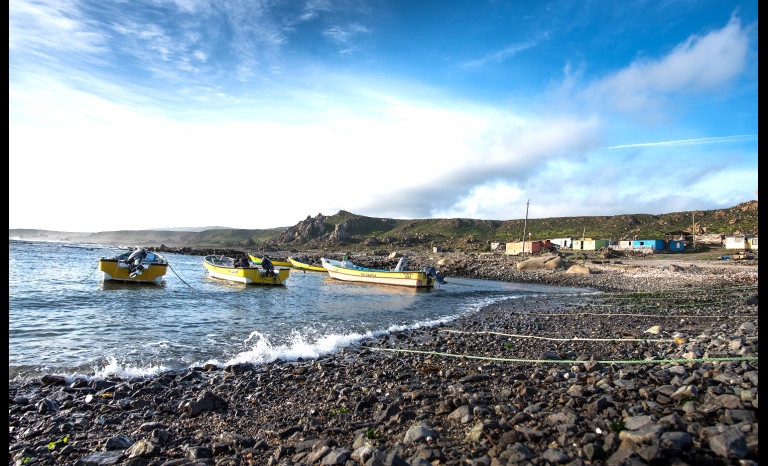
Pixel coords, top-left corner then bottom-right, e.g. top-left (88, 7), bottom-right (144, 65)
top-left (9, 239), bottom-right (590, 382)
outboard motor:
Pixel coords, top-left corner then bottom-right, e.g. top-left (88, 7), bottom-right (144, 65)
top-left (126, 248), bottom-right (148, 277)
top-left (424, 266), bottom-right (446, 286)
top-left (394, 257), bottom-right (408, 271)
top-left (261, 257), bottom-right (275, 277)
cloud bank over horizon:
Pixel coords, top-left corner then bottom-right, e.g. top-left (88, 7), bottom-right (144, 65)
top-left (9, 1), bottom-right (758, 231)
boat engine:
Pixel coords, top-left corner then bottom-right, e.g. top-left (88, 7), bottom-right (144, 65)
top-left (261, 257), bottom-right (275, 277)
top-left (424, 266), bottom-right (446, 285)
top-left (126, 248), bottom-right (148, 277)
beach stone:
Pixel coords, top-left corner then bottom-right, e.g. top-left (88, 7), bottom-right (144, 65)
top-left (566, 264), bottom-right (592, 274)
top-left (499, 443), bottom-right (535, 462)
top-left (36, 399), bottom-right (59, 414)
top-left (516, 256), bottom-right (565, 270)
top-left (541, 448), bottom-right (569, 464)
top-left (582, 443), bottom-right (605, 460)
top-left (127, 440), bottom-right (159, 459)
top-left (186, 445), bottom-right (213, 460)
top-left (351, 445), bottom-right (376, 464)
top-left (105, 435), bottom-right (133, 451)
top-left (618, 423), bottom-right (663, 444)
top-left (670, 385), bottom-right (698, 401)
top-left (41, 374), bottom-right (67, 385)
top-left (305, 445), bottom-right (331, 464)
top-left (181, 390), bottom-right (227, 417)
top-left (659, 431), bottom-right (693, 451)
top-left (644, 325), bottom-right (662, 335)
top-left (539, 351), bottom-right (562, 360)
top-left (448, 405), bottom-right (474, 424)
top-left (321, 448), bottom-right (351, 465)
top-left (404, 424), bottom-right (439, 444)
top-left (623, 415), bottom-right (653, 431)
top-left (708, 428), bottom-right (748, 458)
top-left (75, 451), bottom-right (124, 466)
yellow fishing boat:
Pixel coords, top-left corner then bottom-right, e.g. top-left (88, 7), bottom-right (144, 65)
top-left (321, 257), bottom-right (444, 288)
top-left (288, 257), bottom-right (327, 272)
top-left (204, 255), bottom-right (289, 285)
top-left (99, 249), bottom-right (168, 284)
top-left (248, 254), bottom-right (292, 268)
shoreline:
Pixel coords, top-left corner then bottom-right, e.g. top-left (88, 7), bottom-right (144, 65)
top-left (9, 257), bottom-right (758, 465)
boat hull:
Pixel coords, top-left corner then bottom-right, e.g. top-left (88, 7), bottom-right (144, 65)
top-left (288, 257), bottom-right (327, 272)
top-left (204, 260), bottom-right (289, 285)
top-left (248, 254), bottom-right (292, 268)
top-left (322, 259), bottom-right (434, 288)
top-left (99, 260), bottom-right (168, 283)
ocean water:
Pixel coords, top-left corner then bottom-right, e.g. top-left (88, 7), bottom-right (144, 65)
top-left (9, 239), bottom-right (589, 382)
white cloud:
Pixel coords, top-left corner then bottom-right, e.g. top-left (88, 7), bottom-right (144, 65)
top-left (459, 41), bottom-right (537, 69)
top-left (604, 134), bottom-right (758, 150)
top-left (587, 16), bottom-right (749, 114)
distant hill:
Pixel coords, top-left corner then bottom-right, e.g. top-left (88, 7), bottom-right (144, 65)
top-left (8, 227), bottom-right (286, 248)
top-left (9, 200), bottom-right (757, 250)
top-left (266, 201), bottom-right (758, 250)
top-left (146, 226), bottom-right (233, 232)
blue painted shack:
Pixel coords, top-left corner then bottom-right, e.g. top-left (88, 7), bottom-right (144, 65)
top-left (668, 240), bottom-right (685, 252)
top-left (633, 240), bottom-right (665, 250)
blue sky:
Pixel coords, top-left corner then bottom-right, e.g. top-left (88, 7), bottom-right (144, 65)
top-left (9, 0), bottom-right (758, 231)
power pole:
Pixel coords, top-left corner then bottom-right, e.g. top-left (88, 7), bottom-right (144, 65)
top-left (522, 199), bottom-right (530, 256)
top-left (692, 212), bottom-right (696, 250)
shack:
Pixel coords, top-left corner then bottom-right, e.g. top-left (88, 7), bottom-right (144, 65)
top-left (572, 239), bottom-right (610, 250)
top-left (725, 235), bottom-right (759, 250)
top-left (632, 240), bottom-right (666, 251)
top-left (668, 240), bottom-right (685, 252)
top-left (505, 240), bottom-right (553, 255)
top-left (549, 238), bottom-right (573, 249)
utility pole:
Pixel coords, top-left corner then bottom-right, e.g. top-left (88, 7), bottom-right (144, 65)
top-left (522, 199), bottom-right (530, 256)
top-left (692, 212), bottom-right (696, 250)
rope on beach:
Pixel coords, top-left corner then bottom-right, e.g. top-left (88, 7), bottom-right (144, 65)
top-left (512, 311), bottom-right (756, 319)
top-left (168, 263), bottom-right (194, 289)
top-left (587, 284), bottom-right (758, 299)
top-left (440, 329), bottom-right (675, 343)
top-left (573, 298), bottom-right (748, 309)
top-left (361, 345), bottom-right (758, 365)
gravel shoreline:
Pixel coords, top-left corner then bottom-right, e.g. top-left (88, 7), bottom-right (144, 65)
top-left (9, 256), bottom-right (758, 466)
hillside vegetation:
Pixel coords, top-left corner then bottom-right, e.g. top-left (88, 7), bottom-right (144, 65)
top-left (9, 200), bottom-right (757, 250)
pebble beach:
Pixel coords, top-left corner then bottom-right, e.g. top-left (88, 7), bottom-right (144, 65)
top-left (8, 254), bottom-right (758, 466)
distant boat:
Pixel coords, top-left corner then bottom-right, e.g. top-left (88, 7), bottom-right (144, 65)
top-left (204, 255), bottom-right (289, 285)
top-left (248, 254), bottom-right (292, 268)
top-left (321, 257), bottom-right (444, 288)
top-left (99, 249), bottom-right (168, 284)
top-left (288, 257), bottom-right (327, 272)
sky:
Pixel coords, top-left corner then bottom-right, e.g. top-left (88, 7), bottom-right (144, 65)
top-left (9, 0), bottom-right (759, 232)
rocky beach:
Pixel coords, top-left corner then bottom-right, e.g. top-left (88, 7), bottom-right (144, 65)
top-left (9, 253), bottom-right (758, 466)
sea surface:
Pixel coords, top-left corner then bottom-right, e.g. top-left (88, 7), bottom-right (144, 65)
top-left (9, 239), bottom-right (591, 383)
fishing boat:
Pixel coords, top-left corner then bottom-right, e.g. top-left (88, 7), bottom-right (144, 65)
top-left (248, 254), bottom-right (292, 268)
top-left (288, 256), bottom-right (327, 272)
top-left (99, 248), bottom-right (168, 283)
top-left (204, 255), bottom-right (289, 285)
top-left (320, 257), bottom-right (445, 288)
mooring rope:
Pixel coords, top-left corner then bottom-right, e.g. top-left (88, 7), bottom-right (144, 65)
top-left (80, 263), bottom-right (100, 282)
top-left (168, 263), bottom-right (194, 289)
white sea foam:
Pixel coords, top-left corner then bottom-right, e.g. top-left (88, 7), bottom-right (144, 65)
top-left (91, 356), bottom-right (172, 380)
top-left (223, 295), bottom-right (504, 367)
